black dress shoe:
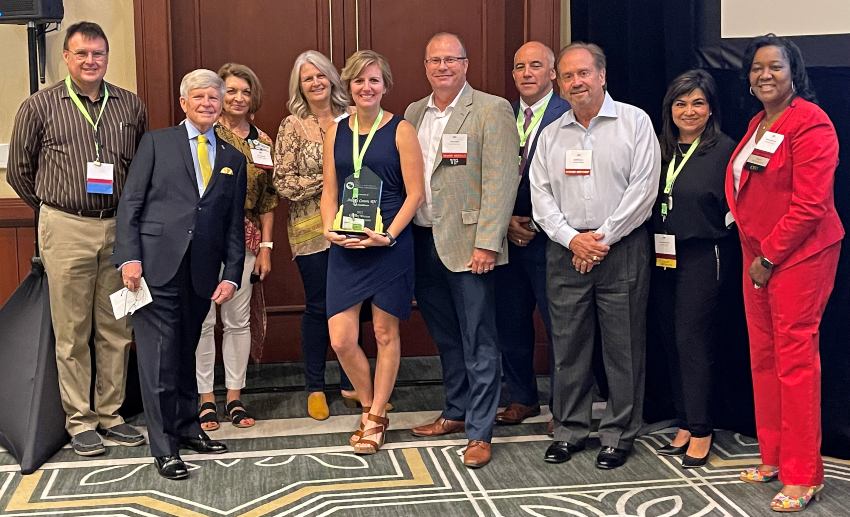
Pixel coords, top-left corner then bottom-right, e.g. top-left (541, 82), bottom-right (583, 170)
top-left (596, 446), bottom-right (629, 469)
top-left (682, 450), bottom-right (710, 468)
top-left (154, 455), bottom-right (188, 480)
top-left (544, 441), bottom-right (585, 464)
top-left (682, 436), bottom-right (713, 468)
top-left (179, 433), bottom-right (227, 454)
top-left (656, 441), bottom-right (689, 456)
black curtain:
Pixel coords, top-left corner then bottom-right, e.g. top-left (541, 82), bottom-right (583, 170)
top-left (571, 0), bottom-right (850, 458)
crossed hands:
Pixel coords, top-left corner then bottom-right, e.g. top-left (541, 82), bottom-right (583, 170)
top-left (569, 232), bottom-right (609, 274)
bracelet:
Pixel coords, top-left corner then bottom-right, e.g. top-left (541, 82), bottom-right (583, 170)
top-left (386, 231), bottom-right (397, 248)
top-left (259, 241), bottom-right (274, 250)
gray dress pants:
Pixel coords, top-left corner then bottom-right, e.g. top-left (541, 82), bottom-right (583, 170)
top-left (547, 227), bottom-right (649, 451)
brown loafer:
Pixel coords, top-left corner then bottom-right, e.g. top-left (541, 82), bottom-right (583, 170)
top-left (463, 440), bottom-right (491, 468)
top-left (411, 416), bottom-right (465, 437)
top-left (495, 403), bottom-right (541, 425)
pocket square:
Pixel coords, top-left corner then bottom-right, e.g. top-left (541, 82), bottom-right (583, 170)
top-left (219, 167), bottom-right (234, 175)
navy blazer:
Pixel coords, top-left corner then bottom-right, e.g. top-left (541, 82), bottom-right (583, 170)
top-left (512, 93), bottom-right (570, 216)
top-left (113, 124), bottom-right (247, 298)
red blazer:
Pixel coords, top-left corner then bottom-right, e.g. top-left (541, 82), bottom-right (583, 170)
top-left (725, 98), bottom-right (843, 269)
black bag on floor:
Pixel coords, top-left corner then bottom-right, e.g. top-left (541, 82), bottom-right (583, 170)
top-left (0, 259), bottom-right (67, 474)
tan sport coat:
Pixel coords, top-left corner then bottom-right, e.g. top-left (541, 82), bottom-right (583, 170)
top-left (405, 84), bottom-right (519, 272)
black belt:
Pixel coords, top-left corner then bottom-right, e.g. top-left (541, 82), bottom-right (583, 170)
top-left (45, 203), bottom-right (117, 219)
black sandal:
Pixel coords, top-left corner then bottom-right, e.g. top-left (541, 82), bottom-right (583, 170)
top-left (198, 401), bottom-right (220, 431)
top-left (226, 399), bottom-right (255, 428)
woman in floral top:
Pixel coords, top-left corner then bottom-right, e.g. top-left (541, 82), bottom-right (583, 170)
top-left (196, 63), bottom-right (279, 431)
top-left (274, 50), bottom-right (362, 421)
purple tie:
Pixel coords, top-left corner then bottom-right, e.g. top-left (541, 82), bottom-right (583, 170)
top-left (519, 107), bottom-right (534, 174)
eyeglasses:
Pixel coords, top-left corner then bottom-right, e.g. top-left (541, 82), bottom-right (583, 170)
top-left (69, 50), bottom-right (108, 61)
top-left (424, 56), bottom-right (467, 67)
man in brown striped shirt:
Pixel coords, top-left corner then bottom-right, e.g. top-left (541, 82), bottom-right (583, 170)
top-left (7, 21), bottom-right (148, 457)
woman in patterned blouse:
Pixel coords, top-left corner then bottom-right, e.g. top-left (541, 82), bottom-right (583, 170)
top-left (196, 63), bottom-right (279, 431)
top-left (274, 51), bottom-right (359, 420)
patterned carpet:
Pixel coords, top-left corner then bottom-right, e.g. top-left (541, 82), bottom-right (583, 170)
top-left (1, 360), bottom-right (848, 516)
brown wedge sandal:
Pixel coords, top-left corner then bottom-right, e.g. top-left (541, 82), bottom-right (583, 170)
top-left (353, 413), bottom-right (389, 455)
top-left (349, 406), bottom-right (370, 447)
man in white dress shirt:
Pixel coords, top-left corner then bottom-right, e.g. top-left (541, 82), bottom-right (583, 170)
top-left (530, 42), bottom-right (660, 469)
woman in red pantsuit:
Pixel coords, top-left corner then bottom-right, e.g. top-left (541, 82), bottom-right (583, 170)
top-left (726, 34), bottom-right (843, 512)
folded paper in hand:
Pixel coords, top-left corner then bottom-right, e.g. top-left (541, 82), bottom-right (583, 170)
top-left (110, 278), bottom-right (153, 319)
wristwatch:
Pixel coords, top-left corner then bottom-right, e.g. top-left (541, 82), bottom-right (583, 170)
top-left (759, 256), bottom-right (774, 270)
top-left (386, 231), bottom-right (397, 248)
top-left (259, 241), bottom-right (274, 250)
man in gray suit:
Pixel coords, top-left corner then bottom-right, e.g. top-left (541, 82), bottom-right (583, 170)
top-left (407, 32), bottom-right (519, 468)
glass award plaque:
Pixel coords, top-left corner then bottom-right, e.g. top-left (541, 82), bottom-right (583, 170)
top-left (332, 165), bottom-right (384, 235)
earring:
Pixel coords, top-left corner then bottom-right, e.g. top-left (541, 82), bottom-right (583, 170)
top-left (709, 112), bottom-right (713, 116)
top-left (792, 81), bottom-right (796, 93)
top-left (749, 86), bottom-right (755, 96)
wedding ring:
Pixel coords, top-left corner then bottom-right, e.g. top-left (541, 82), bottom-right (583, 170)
top-left (518, 239), bottom-right (523, 245)
top-left (591, 255), bottom-right (599, 262)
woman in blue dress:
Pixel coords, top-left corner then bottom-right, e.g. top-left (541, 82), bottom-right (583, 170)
top-left (321, 50), bottom-right (424, 454)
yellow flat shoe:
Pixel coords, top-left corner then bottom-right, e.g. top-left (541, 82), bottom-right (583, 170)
top-left (307, 392), bottom-right (329, 421)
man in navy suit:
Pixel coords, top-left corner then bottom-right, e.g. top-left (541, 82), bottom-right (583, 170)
top-left (113, 69), bottom-right (247, 480)
top-left (494, 42), bottom-right (570, 429)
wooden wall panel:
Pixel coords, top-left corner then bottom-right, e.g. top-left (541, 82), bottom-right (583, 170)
top-left (130, 0), bottom-right (562, 365)
top-left (133, 0), bottom-right (174, 130)
top-left (0, 199), bottom-right (35, 307)
top-left (16, 227), bottom-right (35, 282)
top-left (0, 228), bottom-right (18, 306)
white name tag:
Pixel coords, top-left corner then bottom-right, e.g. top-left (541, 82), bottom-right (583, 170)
top-left (86, 161), bottom-right (114, 194)
top-left (755, 131), bottom-right (784, 154)
top-left (441, 134), bottom-right (467, 165)
top-left (249, 140), bottom-right (273, 168)
top-left (654, 233), bottom-right (676, 268)
top-left (564, 149), bottom-right (592, 175)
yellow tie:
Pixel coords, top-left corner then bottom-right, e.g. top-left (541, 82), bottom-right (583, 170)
top-left (197, 134), bottom-right (212, 187)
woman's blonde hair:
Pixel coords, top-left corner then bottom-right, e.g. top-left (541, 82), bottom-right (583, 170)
top-left (340, 50), bottom-right (394, 94)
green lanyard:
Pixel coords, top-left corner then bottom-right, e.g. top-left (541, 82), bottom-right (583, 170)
top-left (516, 96), bottom-right (550, 148)
top-left (65, 75), bottom-right (110, 163)
top-left (350, 109), bottom-right (383, 200)
top-left (660, 137), bottom-right (700, 219)
top-left (352, 109), bottom-right (384, 178)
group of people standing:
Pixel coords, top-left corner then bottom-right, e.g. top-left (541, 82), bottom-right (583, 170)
top-left (6, 20), bottom-right (841, 513)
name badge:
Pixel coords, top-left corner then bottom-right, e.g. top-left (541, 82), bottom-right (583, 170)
top-left (441, 134), bottom-right (467, 166)
top-left (654, 233), bottom-right (676, 268)
top-left (755, 131), bottom-right (784, 154)
top-left (86, 161), bottom-right (114, 194)
top-left (745, 131), bottom-right (784, 173)
top-left (249, 140), bottom-right (273, 169)
top-left (744, 153), bottom-right (769, 172)
top-left (564, 149), bottom-right (592, 175)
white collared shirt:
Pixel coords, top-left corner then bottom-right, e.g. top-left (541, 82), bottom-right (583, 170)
top-left (414, 83), bottom-right (468, 227)
top-left (519, 89), bottom-right (553, 150)
top-left (530, 92), bottom-right (661, 248)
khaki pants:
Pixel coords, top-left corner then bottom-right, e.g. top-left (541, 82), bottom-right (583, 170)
top-left (38, 205), bottom-right (132, 436)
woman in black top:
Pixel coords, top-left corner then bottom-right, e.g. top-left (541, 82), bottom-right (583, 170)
top-left (650, 69), bottom-right (737, 467)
